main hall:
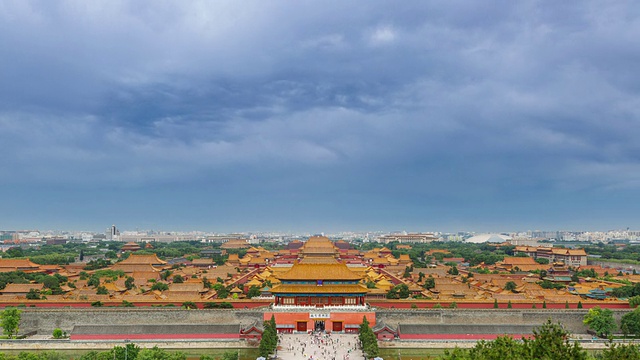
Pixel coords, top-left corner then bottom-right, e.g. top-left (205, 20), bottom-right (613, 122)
top-left (265, 236), bottom-right (375, 333)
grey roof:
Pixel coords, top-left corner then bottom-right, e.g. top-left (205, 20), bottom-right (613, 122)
top-left (372, 320), bottom-right (397, 333)
top-left (399, 324), bottom-right (536, 335)
top-left (72, 324), bottom-right (240, 335)
top-left (241, 320), bottom-right (264, 332)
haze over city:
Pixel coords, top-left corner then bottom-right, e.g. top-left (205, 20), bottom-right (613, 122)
top-left (1, 1), bottom-right (639, 232)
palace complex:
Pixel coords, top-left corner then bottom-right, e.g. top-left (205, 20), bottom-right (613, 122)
top-left (0, 235), bottom-right (633, 336)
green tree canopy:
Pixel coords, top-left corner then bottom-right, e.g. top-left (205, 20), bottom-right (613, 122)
top-left (583, 306), bottom-right (616, 337)
top-left (1, 307), bottom-right (22, 338)
top-left (621, 307), bottom-right (640, 337)
top-left (440, 319), bottom-right (587, 360)
top-left (504, 281), bottom-right (517, 292)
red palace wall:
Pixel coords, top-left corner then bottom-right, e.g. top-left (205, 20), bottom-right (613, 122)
top-left (70, 333), bottom-right (240, 341)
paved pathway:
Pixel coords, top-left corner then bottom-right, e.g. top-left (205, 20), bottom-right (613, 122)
top-left (276, 333), bottom-right (365, 360)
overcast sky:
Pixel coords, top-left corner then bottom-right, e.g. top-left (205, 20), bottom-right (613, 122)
top-left (1, 1), bottom-right (639, 233)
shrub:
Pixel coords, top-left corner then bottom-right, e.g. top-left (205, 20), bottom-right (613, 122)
top-left (182, 301), bottom-right (197, 309)
top-left (91, 301), bottom-right (103, 307)
top-left (52, 328), bottom-right (64, 339)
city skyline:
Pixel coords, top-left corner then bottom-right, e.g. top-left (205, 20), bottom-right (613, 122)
top-left (1, 2), bottom-right (639, 232)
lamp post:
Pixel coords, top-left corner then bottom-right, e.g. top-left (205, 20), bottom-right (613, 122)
top-left (124, 339), bottom-right (130, 360)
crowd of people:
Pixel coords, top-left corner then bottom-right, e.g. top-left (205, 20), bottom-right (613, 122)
top-left (276, 331), bottom-right (364, 360)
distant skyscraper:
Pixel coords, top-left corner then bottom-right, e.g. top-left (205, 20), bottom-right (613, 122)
top-left (106, 224), bottom-right (120, 241)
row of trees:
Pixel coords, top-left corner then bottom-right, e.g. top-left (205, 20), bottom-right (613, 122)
top-left (359, 316), bottom-right (379, 357)
top-left (440, 320), bottom-right (588, 360)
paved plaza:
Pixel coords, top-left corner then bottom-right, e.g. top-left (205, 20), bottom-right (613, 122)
top-left (276, 333), bottom-right (365, 360)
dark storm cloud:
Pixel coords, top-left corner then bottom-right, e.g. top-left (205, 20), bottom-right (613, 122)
top-left (1, 0), bottom-right (639, 230)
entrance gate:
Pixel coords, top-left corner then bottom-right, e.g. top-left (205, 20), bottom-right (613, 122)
top-left (297, 321), bottom-right (307, 332)
top-left (332, 321), bottom-right (343, 332)
top-left (314, 320), bottom-right (325, 332)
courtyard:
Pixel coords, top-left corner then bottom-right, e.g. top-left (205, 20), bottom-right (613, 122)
top-left (276, 333), bottom-right (365, 360)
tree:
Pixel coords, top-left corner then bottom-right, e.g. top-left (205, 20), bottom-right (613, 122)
top-left (629, 295), bottom-right (640, 308)
top-left (601, 341), bottom-right (640, 360)
top-left (52, 328), bottom-right (64, 339)
top-left (397, 284), bottom-right (410, 299)
top-left (523, 320), bottom-right (588, 360)
top-left (1, 307), bottom-right (22, 338)
top-left (221, 351), bottom-right (238, 360)
top-left (577, 301), bottom-right (583, 309)
top-left (96, 286), bottom-right (108, 295)
top-left (182, 301), bottom-right (197, 309)
top-left (403, 266), bottom-right (411, 278)
top-left (386, 287), bottom-right (399, 299)
top-left (87, 276), bottom-right (100, 288)
top-left (493, 299), bottom-right (499, 309)
top-left (151, 282), bottom-right (169, 291)
top-left (137, 346), bottom-right (186, 360)
top-left (111, 343), bottom-right (140, 360)
top-left (26, 289), bottom-right (41, 300)
top-left (172, 275), bottom-right (184, 283)
top-left (448, 266), bottom-right (459, 275)
top-left (507, 300), bottom-right (512, 309)
top-left (621, 307), bottom-right (640, 337)
top-left (259, 315), bottom-right (277, 357)
top-left (247, 285), bottom-right (261, 298)
top-left (504, 281), bottom-right (517, 292)
top-left (423, 277), bottom-right (436, 290)
top-left (583, 306), bottom-right (616, 337)
top-left (441, 320), bottom-right (587, 360)
top-left (124, 276), bottom-right (135, 290)
top-left (359, 316), bottom-right (379, 358)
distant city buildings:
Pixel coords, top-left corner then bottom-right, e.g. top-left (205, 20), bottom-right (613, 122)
top-left (377, 233), bottom-right (440, 244)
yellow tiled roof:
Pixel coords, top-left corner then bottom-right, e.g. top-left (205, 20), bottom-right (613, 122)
top-left (277, 263), bottom-right (362, 281)
top-left (118, 254), bottom-right (167, 265)
top-left (271, 284), bottom-right (368, 294)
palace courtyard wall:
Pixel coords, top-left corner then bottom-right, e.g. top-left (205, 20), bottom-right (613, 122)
top-left (15, 308), bottom-right (629, 336)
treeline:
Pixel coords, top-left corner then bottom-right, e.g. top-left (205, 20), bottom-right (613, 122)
top-left (0, 272), bottom-right (69, 294)
top-left (2, 240), bottom-right (228, 265)
top-left (438, 319), bottom-right (640, 360)
top-left (358, 241), bottom-right (516, 267)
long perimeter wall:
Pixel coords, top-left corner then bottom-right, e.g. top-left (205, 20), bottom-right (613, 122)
top-left (15, 308), bottom-right (631, 336)
top-left (18, 308), bottom-right (262, 335)
top-left (376, 309), bottom-right (628, 334)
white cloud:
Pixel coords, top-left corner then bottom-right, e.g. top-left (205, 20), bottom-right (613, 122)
top-left (369, 25), bottom-right (397, 45)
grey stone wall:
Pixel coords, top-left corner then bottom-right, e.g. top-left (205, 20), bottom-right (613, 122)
top-left (17, 308), bottom-right (629, 336)
top-left (19, 308), bottom-right (262, 334)
top-left (376, 309), bottom-right (628, 334)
